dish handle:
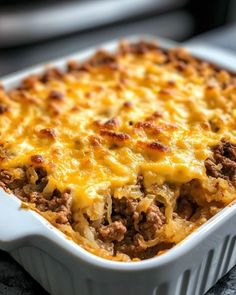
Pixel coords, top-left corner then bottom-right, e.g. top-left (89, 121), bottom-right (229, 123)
top-left (0, 190), bottom-right (42, 251)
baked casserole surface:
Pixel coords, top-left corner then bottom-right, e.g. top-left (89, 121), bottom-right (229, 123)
top-left (1, 41), bottom-right (236, 261)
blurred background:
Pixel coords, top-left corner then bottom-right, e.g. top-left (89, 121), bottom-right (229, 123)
top-left (0, 0), bottom-right (236, 77)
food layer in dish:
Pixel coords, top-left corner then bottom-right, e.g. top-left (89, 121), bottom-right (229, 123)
top-left (0, 41), bottom-right (236, 261)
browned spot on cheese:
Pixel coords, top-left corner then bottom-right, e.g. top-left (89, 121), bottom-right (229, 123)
top-left (100, 130), bottom-right (130, 141)
top-left (120, 41), bottom-right (159, 55)
top-left (138, 140), bottom-right (170, 152)
top-left (146, 111), bottom-right (163, 121)
top-left (81, 50), bottom-right (118, 71)
top-left (21, 75), bottom-right (39, 89)
top-left (123, 101), bottom-right (133, 108)
top-left (48, 102), bottom-right (62, 116)
top-left (67, 60), bottom-right (78, 72)
top-left (94, 118), bottom-right (120, 130)
top-left (159, 89), bottom-right (172, 96)
top-left (70, 106), bottom-right (80, 112)
top-left (49, 90), bottom-right (64, 101)
top-left (103, 117), bottom-right (120, 129)
top-left (31, 155), bottom-right (44, 164)
top-left (175, 61), bottom-right (187, 72)
top-left (201, 122), bottom-right (211, 131)
top-left (161, 122), bottom-right (178, 130)
top-left (0, 104), bottom-right (9, 114)
top-left (89, 135), bottom-right (103, 147)
top-left (167, 80), bottom-right (176, 87)
top-left (134, 121), bottom-right (162, 135)
top-left (41, 68), bottom-right (63, 83)
top-left (148, 141), bottom-right (170, 151)
top-left (39, 128), bottom-right (56, 139)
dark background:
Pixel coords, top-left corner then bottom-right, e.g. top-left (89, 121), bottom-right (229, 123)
top-left (1, 0), bottom-right (236, 294)
top-left (1, 0), bottom-right (236, 77)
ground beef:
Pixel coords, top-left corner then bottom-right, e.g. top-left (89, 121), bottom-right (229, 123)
top-left (113, 197), bottom-right (139, 217)
top-left (0, 170), bottom-right (12, 183)
top-left (0, 169), bottom-right (27, 195)
top-left (205, 158), bottom-right (222, 178)
top-left (34, 167), bottom-right (48, 192)
top-left (205, 139), bottom-right (236, 182)
top-left (30, 190), bottom-right (72, 224)
top-left (0, 167), bottom-right (72, 224)
top-left (176, 198), bottom-right (196, 220)
top-left (98, 194), bottom-right (166, 259)
top-left (98, 221), bottom-right (127, 243)
top-left (115, 234), bottom-right (173, 260)
top-left (139, 205), bottom-right (166, 240)
top-left (137, 174), bottom-right (145, 193)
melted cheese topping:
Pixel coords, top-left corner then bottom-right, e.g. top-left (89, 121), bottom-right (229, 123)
top-left (1, 43), bottom-right (236, 213)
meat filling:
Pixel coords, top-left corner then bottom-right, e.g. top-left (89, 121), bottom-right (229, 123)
top-left (0, 166), bottom-right (72, 224)
top-left (205, 139), bottom-right (236, 182)
top-left (98, 221), bottom-right (127, 243)
top-left (98, 196), bottom-right (166, 259)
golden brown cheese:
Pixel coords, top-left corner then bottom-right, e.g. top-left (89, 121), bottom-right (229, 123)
top-left (1, 41), bottom-right (236, 261)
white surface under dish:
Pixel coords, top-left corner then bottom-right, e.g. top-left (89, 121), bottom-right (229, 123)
top-left (0, 36), bottom-right (236, 295)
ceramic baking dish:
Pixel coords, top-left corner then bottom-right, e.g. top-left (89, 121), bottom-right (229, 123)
top-left (0, 36), bottom-right (236, 295)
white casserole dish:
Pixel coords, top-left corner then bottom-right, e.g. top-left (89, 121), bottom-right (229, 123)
top-left (0, 36), bottom-right (236, 295)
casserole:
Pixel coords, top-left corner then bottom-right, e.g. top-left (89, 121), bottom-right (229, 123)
top-left (0, 36), bottom-right (236, 294)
